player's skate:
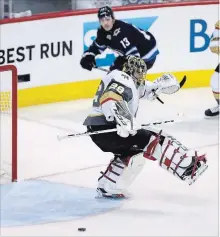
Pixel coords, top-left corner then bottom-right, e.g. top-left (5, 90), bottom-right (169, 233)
top-left (96, 187), bottom-right (125, 199)
top-left (205, 105), bottom-right (219, 118)
top-left (182, 152), bottom-right (208, 185)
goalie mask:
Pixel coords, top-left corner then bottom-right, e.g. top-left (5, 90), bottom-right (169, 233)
top-left (123, 56), bottom-right (147, 85)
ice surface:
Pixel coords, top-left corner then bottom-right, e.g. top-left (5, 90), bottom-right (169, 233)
top-left (0, 88), bottom-right (219, 236)
top-left (1, 180), bottom-right (122, 227)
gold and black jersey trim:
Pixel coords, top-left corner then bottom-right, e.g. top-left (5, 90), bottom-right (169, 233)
top-left (100, 91), bottom-right (123, 105)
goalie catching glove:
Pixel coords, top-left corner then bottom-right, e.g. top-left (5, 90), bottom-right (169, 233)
top-left (143, 73), bottom-right (180, 101)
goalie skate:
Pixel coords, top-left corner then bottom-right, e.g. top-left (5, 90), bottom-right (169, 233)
top-left (96, 187), bottom-right (125, 199)
top-left (183, 155), bottom-right (208, 185)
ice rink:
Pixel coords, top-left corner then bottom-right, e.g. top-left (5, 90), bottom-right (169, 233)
top-left (0, 87), bottom-right (219, 236)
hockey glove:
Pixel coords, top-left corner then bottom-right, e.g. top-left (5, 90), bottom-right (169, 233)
top-left (116, 119), bottom-right (140, 138)
top-left (80, 52), bottom-right (96, 71)
top-left (110, 56), bottom-right (127, 71)
top-left (147, 73), bottom-right (180, 101)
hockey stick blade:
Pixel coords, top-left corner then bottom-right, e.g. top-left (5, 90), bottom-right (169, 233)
top-left (179, 75), bottom-right (187, 88)
top-left (156, 97), bottom-right (164, 104)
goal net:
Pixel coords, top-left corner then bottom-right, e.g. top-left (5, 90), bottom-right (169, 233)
top-left (0, 65), bottom-right (17, 183)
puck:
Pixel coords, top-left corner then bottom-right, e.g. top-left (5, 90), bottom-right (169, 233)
top-left (78, 228), bottom-right (86, 232)
top-left (177, 112), bottom-right (184, 117)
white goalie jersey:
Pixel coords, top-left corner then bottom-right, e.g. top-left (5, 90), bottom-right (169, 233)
top-left (83, 69), bottom-right (179, 126)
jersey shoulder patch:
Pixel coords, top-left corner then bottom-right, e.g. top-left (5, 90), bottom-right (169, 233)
top-left (109, 70), bottom-right (134, 88)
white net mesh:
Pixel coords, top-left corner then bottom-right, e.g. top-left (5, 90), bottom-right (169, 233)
top-left (0, 91), bottom-right (11, 111)
top-left (0, 68), bottom-right (16, 183)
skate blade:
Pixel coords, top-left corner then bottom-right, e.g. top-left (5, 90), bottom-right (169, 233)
top-left (204, 114), bottom-right (219, 119)
top-left (96, 189), bottom-right (126, 200)
top-left (95, 195), bottom-right (126, 200)
top-left (185, 164), bottom-right (208, 185)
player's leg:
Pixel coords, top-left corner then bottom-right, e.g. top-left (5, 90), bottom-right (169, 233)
top-left (96, 152), bottom-right (146, 198)
top-left (205, 64), bottom-right (219, 118)
top-left (142, 127), bottom-right (208, 186)
top-left (88, 126), bottom-right (207, 198)
top-left (88, 126), bottom-right (153, 198)
top-left (98, 128), bottom-right (207, 197)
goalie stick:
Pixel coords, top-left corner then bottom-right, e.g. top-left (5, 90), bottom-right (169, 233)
top-left (57, 113), bottom-right (204, 141)
top-left (57, 119), bottom-right (179, 141)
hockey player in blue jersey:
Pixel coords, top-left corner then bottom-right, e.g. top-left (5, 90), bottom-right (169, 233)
top-left (80, 6), bottom-right (159, 72)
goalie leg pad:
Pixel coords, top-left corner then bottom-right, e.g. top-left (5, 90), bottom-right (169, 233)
top-left (143, 131), bottom-right (208, 185)
top-left (97, 153), bottom-right (146, 197)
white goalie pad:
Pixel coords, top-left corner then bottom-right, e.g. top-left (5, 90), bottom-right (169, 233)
top-left (143, 130), bottom-right (208, 185)
top-left (98, 153), bottom-right (146, 195)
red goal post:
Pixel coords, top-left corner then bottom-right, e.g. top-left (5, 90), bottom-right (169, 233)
top-left (0, 65), bottom-right (18, 182)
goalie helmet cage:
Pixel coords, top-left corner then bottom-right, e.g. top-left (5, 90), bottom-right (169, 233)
top-left (0, 65), bottom-right (17, 182)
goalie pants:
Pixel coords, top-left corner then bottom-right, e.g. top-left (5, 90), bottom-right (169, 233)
top-left (87, 125), bottom-right (162, 160)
